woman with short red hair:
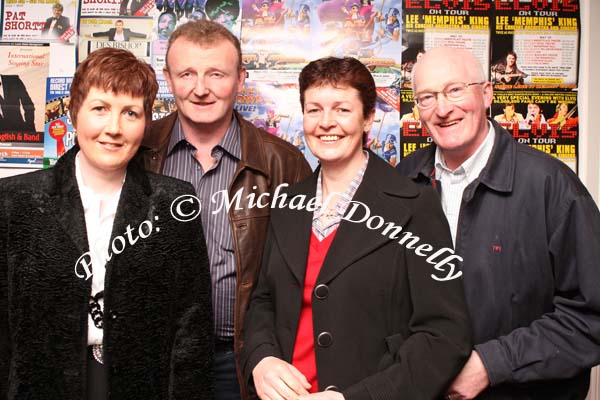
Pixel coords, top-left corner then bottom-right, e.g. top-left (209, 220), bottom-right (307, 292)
top-left (0, 48), bottom-right (213, 400)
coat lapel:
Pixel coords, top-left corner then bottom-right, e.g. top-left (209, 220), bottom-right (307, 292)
top-left (110, 159), bottom-right (153, 253)
top-left (52, 148), bottom-right (153, 269)
top-left (53, 147), bottom-right (90, 257)
top-left (269, 173), bottom-right (316, 285)
top-left (317, 153), bottom-right (419, 284)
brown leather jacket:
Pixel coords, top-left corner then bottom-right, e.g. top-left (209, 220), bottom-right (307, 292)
top-left (136, 111), bottom-right (312, 398)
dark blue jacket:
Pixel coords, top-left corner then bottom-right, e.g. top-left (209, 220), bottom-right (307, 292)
top-left (397, 121), bottom-right (600, 399)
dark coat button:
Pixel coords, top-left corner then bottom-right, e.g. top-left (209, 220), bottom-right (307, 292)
top-left (314, 284), bottom-right (329, 299)
top-left (317, 332), bottom-right (333, 347)
top-left (325, 385), bottom-right (340, 391)
top-left (110, 311), bottom-right (118, 320)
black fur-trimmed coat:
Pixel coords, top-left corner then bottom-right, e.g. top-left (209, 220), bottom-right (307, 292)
top-left (0, 147), bottom-right (214, 399)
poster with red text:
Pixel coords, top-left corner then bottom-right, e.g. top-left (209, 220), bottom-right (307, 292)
top-left (152, 74), bottom-right (176, 120)
top-left (400, 0), bottom-right (492, 160)
top-left (490, 0), bottom-right (579, 90)
top-left (1, 0), bottom-right (77, 43)
top-left (491, 88), bottom-right (578, 172)
top-left (43, 76), bottom-right (74, 168)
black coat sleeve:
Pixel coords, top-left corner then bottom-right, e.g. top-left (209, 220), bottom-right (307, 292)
top-left (239, 222), bottom-right (284, 390)
top-left (168, 185), bottom-right (214, 399)
top-left (476, 191), bottom-right (600, 386)
top-left (0, 185), bottom-right (9, 398)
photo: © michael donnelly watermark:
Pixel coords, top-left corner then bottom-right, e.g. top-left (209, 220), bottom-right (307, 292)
top-left (74, 183), bottom-right (463, 282)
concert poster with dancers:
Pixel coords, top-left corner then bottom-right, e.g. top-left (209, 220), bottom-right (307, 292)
top-left (240, 0), bottom-right (402, 82)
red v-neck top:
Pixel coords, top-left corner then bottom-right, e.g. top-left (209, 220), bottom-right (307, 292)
top-left (291, 229), bottom-right (338, 393)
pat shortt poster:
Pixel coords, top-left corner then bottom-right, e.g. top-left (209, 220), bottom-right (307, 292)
top-left (0, 42), bottom-right (49, 168)
top-left (1, 0), bottom-right (77, 43)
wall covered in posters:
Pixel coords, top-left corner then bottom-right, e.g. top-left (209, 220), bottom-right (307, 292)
top-left (400, 0), bottom-right (580, 171)
top-left (0, 0), bottom-right (580, 172)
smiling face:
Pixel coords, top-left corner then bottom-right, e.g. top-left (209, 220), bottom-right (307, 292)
top-left (413, 47), bottom-right (493, 170)
top-left (75, 87), bottom-right (145, 177)
top-left (504, 104), bottom-right (515, 119)
top-left (164, 37), bottom-right (245, 135)
top-left (115, 20), bottom-right (124, 33)
top-left (303, 84), bottom-right (374, 171)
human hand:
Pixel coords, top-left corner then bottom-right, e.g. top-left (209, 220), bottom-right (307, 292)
top-left (298, 390), bottom-right (344, 400)
top-left (253, 356), bottom-right (311, 399)
top-left (445, 351), bottom-right (490, 400)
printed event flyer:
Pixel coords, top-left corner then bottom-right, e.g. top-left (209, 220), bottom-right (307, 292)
top-left (78, 16), bottom-right (153, 63)
top-left (80, 0), bottom-right (126, 16)
top-left (401, 0), bottom-right (492, 89)
top-left (400, 0), bottom-right (492, 160)
top-left (234, 80), bottom-right (319, 169)
top-left (0, 42), bottom-right (50, 168)
top-left (491, 88), bottom-right (578, 172)
top-left (1, 0), bottom-right (77, 43)
top-left (490, 0), bottom-right (579, 90)
top-left (367, 87), bottom-right (400, 167)
top-left (399, 0), bottom-right (580, 171)
top-left (152, 74), bottom-right (175, 120)
top-left (234, 81), bottom-right (400, 170)
top-left (240, 0), bottom-right (403, 86)
top-left (43, 76), bottom-right (74, 168)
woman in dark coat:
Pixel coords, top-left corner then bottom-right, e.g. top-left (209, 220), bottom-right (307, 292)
top-left (241, 57), bottom-right (471, 400)
top-left (0, 48), bottom-right (213, 400)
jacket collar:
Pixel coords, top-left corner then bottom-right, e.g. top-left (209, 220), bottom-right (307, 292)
top-left (142, 112), bottom-right (178, 157)
top-left (141, 110), bottom-right (271, 178)
top-left (50, 147), bottom-right (89, 256)
top-left (271, 150), bottom-right (418, 284)
top-left (408, 120), bottom-right (515, 194)
top-left (53, 145), bottom-right (153, 197)
top-left (51, 146), bottom-right (153, 256)
top-left (284, 149), bottom-right (419, 199)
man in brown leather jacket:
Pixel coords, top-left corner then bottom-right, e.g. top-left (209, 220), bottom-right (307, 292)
top-left (136, 20), bottom-right (311, 400)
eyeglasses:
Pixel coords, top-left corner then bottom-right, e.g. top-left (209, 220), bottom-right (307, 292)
top-left (414, 82), bottom-right (486, 109)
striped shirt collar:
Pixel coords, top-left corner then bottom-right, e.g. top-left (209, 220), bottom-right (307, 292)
top-left (312, 151), bottom-right (369, 240)
top-left (166, 115), bottom-right (242, 161)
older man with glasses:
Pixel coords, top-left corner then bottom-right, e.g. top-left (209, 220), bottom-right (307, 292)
top-left (397, 47), bottom-right (600, 399)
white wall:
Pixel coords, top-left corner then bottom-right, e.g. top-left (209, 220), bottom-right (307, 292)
top-left (580, 0), bottom-right (600, 204)
top-left (580, 0), bottom-right (600, 398)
